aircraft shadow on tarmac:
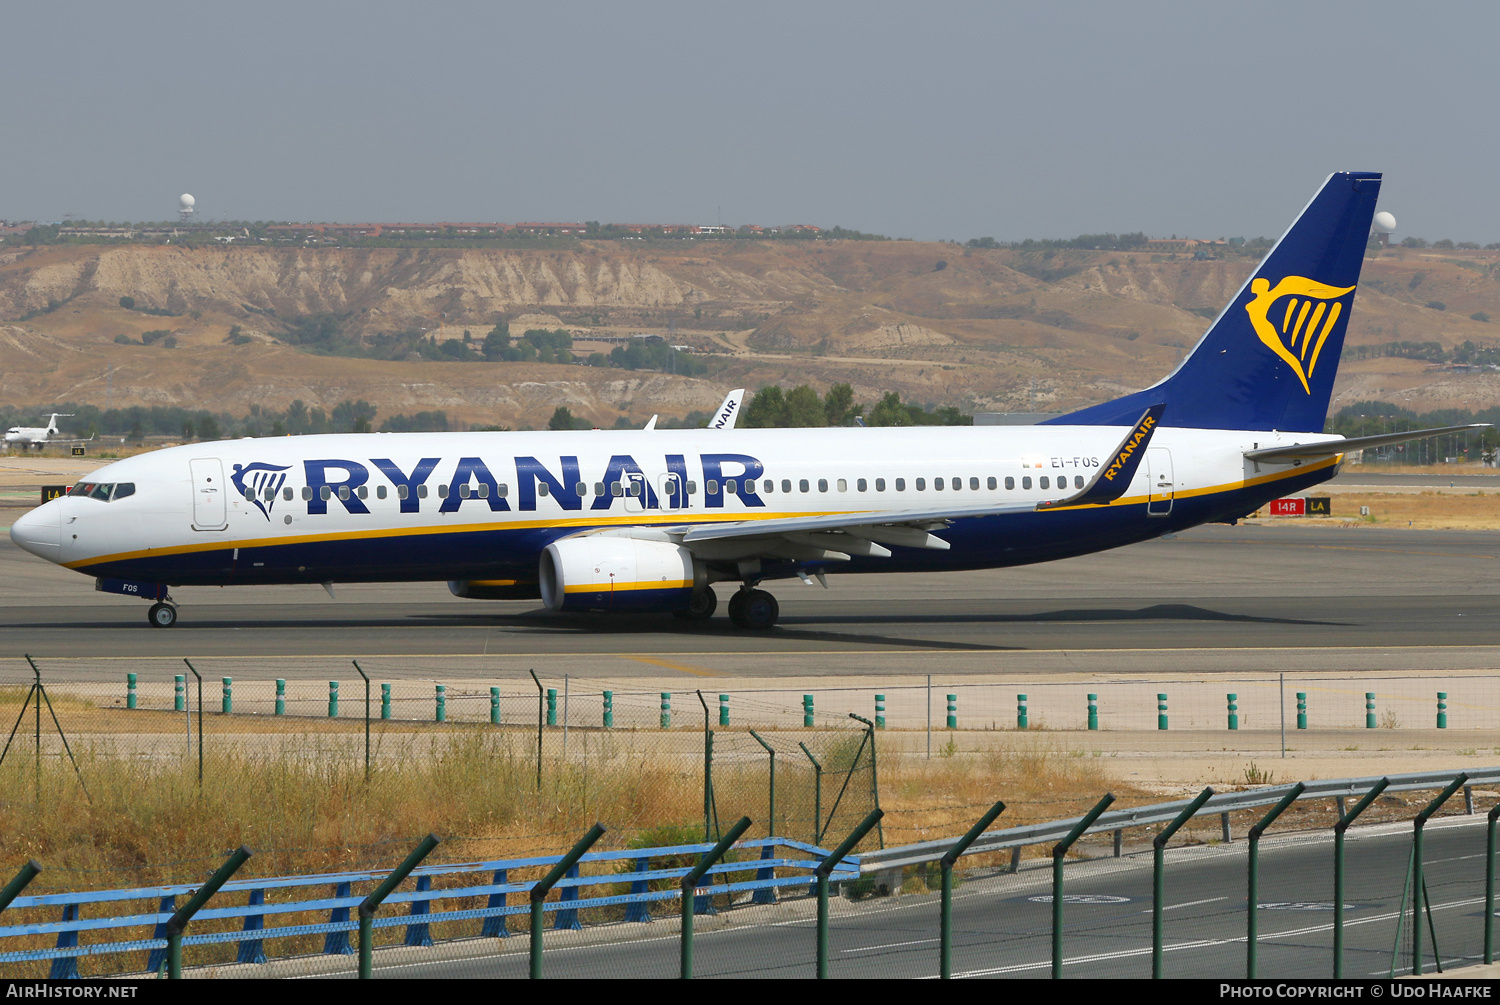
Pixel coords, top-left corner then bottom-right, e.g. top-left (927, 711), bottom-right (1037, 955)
top-left (15, 602), bottom-right (1347, 654)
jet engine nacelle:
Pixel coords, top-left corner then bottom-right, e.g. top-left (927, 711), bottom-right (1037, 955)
top-left (540, 537), bottom-right (698, 612)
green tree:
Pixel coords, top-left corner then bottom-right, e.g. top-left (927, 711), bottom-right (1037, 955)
top-left (743, 386), bottom-right (789, 427)
top-left (118, 296), bottom-right (135, 310)
top-left (868, 392), bottom-right (915, 426)
top-left (549, 406), bottom-right (578, 430)
top-left (197, 415), bottom-right (221, 440)
top-left (482, 322), bottom-right (511, 360)
top-left (823, 383), bottom-right (860, 425)
top-left (784, 385), bottom-right (826, 426)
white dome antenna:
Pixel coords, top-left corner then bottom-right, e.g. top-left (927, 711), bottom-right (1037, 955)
top-left (1372, 211), bottom-right (1396, 234)
top-left (178, 193), bottom-right (196, 224)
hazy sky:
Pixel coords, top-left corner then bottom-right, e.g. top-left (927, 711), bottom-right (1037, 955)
top-left (5, 1), bottom-right (1496, 242)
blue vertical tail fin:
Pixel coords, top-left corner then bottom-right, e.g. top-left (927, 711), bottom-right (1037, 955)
top-left (1047, 171), bottom-right (1381, 432)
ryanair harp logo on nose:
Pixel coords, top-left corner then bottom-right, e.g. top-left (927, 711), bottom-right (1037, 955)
top-left (231, 462), bottom-right (291, 521)
top-left (1244, 277), bottom-right (1356, 394)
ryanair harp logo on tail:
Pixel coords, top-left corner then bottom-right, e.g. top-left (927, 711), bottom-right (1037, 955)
top-left (1244, 277), bottom-right (1356, 393)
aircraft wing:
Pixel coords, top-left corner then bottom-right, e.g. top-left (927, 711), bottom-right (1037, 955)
top-left (1243, 423), bottom-right (1490, 463)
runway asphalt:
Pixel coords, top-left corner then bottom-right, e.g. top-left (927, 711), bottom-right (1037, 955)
top-left (3, 524), bottom-right (1500, 675)
top-left (300, 816), bottom-right (1490, 980)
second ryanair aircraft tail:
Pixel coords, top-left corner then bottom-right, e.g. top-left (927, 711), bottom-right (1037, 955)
top-left (1049, 171), bottom-right (1382, 433)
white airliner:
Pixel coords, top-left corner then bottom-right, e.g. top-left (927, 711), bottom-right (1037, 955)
top-left (8, 172), bottom-right (1485, 629)
top-left (3, 414), bottom-right (89, 451)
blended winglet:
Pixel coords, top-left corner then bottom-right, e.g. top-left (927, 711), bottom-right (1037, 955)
top-left (1244, 423), bottom-right (1491, 463)
top-left (1037, 404), bottom-right (1164, 510)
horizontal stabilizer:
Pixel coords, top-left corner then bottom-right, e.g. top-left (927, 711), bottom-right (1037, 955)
top-left (1244, 423), bottom-right (1491, 463)
top-left (1038, 404), bottom-right (1164, 510)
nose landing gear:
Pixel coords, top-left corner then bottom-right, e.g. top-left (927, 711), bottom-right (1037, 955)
top-left (147, 602), bottom-right (178, 628)
top-left (727, 587), bottom-right (779, 630)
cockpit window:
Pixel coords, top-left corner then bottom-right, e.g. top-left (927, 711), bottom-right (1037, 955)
top-left (69, 481), bottom-right (135, 502)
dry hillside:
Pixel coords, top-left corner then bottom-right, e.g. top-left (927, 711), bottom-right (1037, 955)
top-left (1, 240), bottom-right (1498, 427)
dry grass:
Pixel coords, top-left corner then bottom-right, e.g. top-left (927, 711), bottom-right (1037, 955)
top-left (1325, 490), bottom-right (1500, 530)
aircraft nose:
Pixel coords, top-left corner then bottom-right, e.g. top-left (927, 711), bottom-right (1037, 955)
top-left (9, 502), bottom-right (62, 561)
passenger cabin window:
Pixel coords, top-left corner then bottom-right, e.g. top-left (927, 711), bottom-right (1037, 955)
top-left (537, 482), bottom-right (550, 497)
top-left (283, 487), bottom-right (294, 501)
top-left (857, 478), bottom-right (867, 492)
top-left (302, 487), bottom-right (313, 501)
top-left (817, 479), bottom-right (828, 492)
top-left (1022, 477), bottom-right (1031, 490)
top-left (320, 486), bottom-right (333, 501)
top-left (418, 485), bottom-right (429, 499)
top-left (915, 478), bottom-right (926, 491)
top-left (799, 479), bottom-right (810, 493)
top-left (611, 482), bottom-right (623, 497)
top-left (594, 482), bottom-right (605, 496)
top-left (707, 479), bottom-right (719, 495)
top-left (459, 484), bottom-right (471, 499)
top-left (837, 478), bottom-right (848, 492)
top-left (933, 478), bottom-right (942, 491)
top-left (1075, 475), bottom-right (1084, 489)
top-left (397, 485), bottom-right (409, 500)
top-left (1004, 476), bottom-right (1014, 490)
top-left (971, 477), bottom-right (980, 491)
top-left (687, 481), bottom-right (698, 495)
top-left (1040, 476), bottom-right (1049, 490)
top-left (725, 480), bottom-right (737, 495)
top-left (262, 487), bottom-right (274, 501)
top-left (875, 478), bottom-right (886, 491)
top-left (763, 479), bottom-right (774, 493)
top-left (952, 478), bottom-right (961, 490)
top-left (376, 485), bottom-right (387, 500)
top-left (497, 484), bottom-right (508, 497)
top-left (895, 478), bottom-right (905, 491)
top-left (437, 484), bottom-right (449, 498)
top-left (478, 484), bottom-right (490, 499)
top-left (782, 479), bottom-right (792, 493)
top-left (357, 486), bottom-right (368, 499)
top-left (575, 482), bottom-right (587, 498)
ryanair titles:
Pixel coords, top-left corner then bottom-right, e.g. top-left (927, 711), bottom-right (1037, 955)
top-left (267, 452), bottom-right (767, 520)
top-left (1100, 414), bottom-right (1157, 483)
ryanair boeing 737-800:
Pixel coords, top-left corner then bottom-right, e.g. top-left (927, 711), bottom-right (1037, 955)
top-left (8, 172), bottom-right (1485, 629)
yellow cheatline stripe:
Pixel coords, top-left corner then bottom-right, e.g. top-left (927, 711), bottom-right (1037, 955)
top-left (562, 580), bottom-right (692, 594)
top-left (622, 656), bottom-right (721, 677)
top-left (64, 457), bottom-right (1338, 570)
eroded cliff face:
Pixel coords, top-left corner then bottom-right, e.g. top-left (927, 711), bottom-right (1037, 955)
top-left (2, 241), bottom-right (1497, 424)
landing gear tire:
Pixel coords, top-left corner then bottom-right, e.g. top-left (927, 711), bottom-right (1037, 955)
top-left (727, 588), bottom-right (778, 630)
top-left (673, 589), bottom-right (718, 621)
top-left (148, 603), bottom-right (178, 628)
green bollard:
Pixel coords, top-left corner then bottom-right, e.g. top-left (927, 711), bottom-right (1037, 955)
top-left (719, 693), bottom-right (729, 726)
top-left (874, 694), bottom-right (885, 729)
top-left (1227, 694), bottom-right (1238, 731)
top-left (491, 687), bottom-right (501, 725)
top-left (1017, 693), bottom-right (1028, 730)
top-left (1087, 693), bottom-right (1098, 731)
top-left (222, 677), bottom-right (232, 715)
top-left (1365, 692), bottom-right (1377, 729)
top-left (174, 674), bottom-right (185, 712)
top-left (328, 681), bottom-right (339, 718)
top-left (547, 688), bottom-right (557, 726)
top-left (1157, 693), bottom-right (1168, 730)
top-left (1296, 692), bottom-right (1307, 730)
top-left (602, 690), bottom-right (613, 728)
top-left (1437, 692), bottom-right (1448, 729)
top-left (660, 692), bottom-right (671, 729)
top-left (946, 694), bottom-right (957, 730)
top-left (435, 684), bottom-right (446, 723)
top-left (803, 694), bottom-right (814, 728)
top-left (275, 679), bottom-right (285, 716)
top-left (126, 673), bottom-right (137, 710)
top-left (380, 683), bottom-right (391, 720)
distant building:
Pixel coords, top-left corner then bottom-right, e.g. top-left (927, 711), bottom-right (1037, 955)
top-left (513, 222), bottom-right (588, 236)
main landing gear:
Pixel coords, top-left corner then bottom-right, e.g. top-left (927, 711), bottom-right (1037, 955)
top-left (147, 602), bottom-right (178, 628)
top-left (727, 587), bottom-right (779, 630)
top-left (673, 589), bottom-right (718, 622)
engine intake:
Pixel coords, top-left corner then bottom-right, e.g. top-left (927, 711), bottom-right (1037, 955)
top-left (540, 537), bottom-right (697, 612)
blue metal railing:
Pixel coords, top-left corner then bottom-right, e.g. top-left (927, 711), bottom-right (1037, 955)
top-left (0, 837), bottom-right (857, 976)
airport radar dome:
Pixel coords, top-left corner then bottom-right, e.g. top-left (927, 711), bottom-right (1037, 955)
top-left (1372, 211), bottom-right (1396, 234)
top-left (179, 194), bottom-right (195, 210)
